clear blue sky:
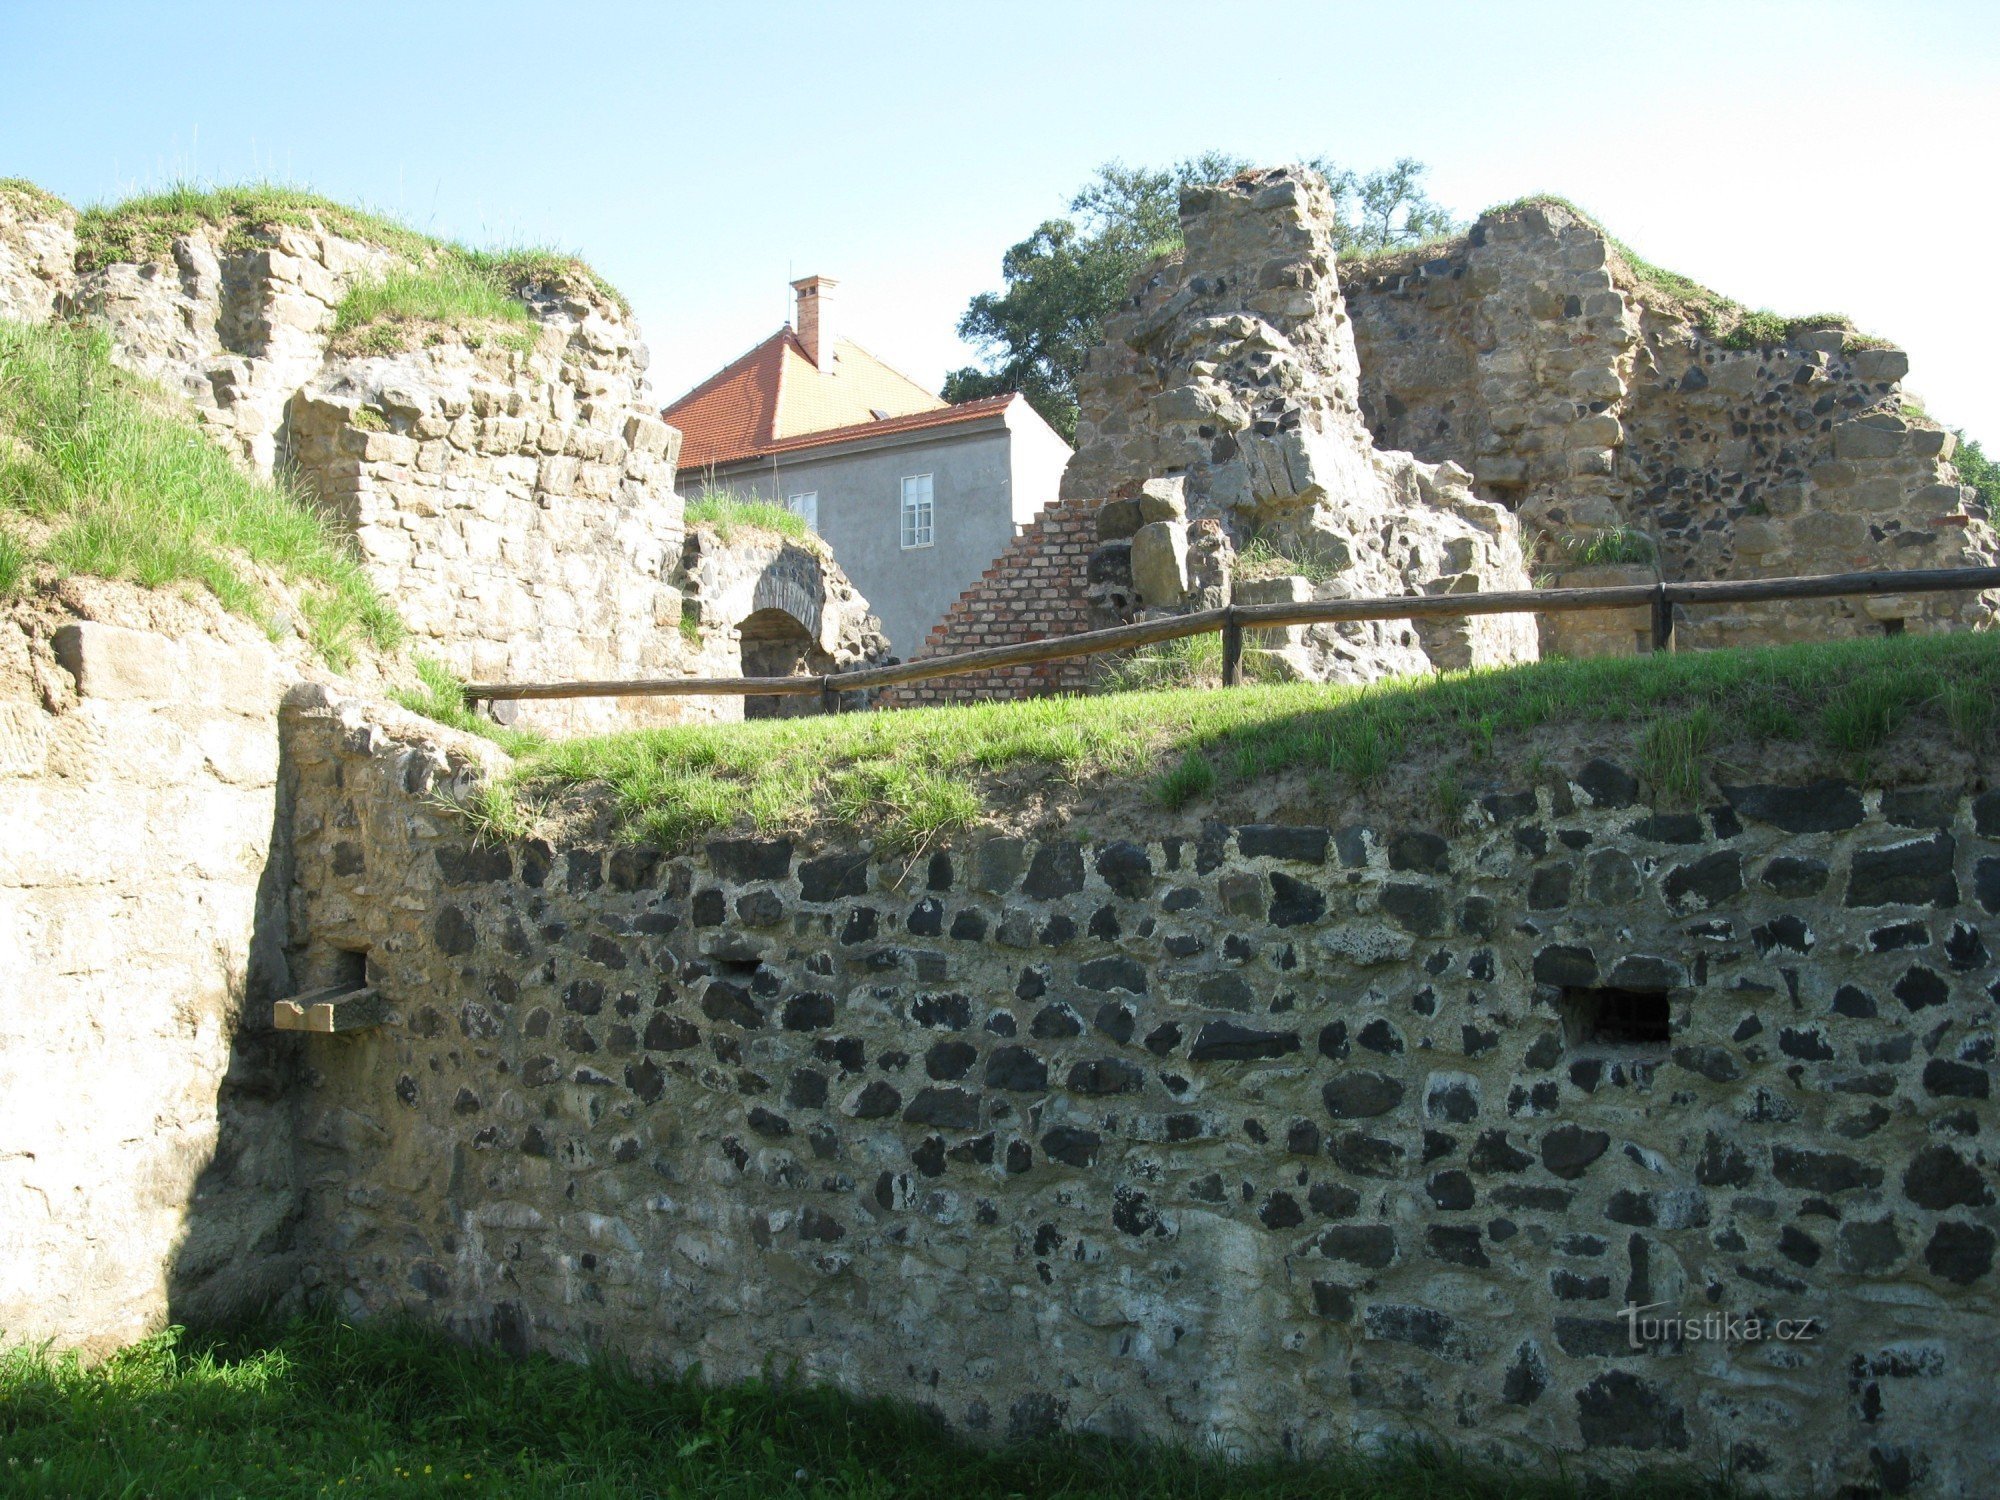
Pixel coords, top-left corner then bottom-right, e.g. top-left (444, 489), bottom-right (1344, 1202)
top-left (6, 0), bottom-right (1997, 433)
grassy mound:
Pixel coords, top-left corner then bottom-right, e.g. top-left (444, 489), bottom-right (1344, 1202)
top-left (448, 630), bottom-right (1998, 854)
top-left (0, 319), bottom-right (400, 665)
top-left (0, 1316), bottom-right (1729, 1499)
top-left (330, 258), bottom-right (542, 358)
top-left (72, 181), bottom-right (630, 353)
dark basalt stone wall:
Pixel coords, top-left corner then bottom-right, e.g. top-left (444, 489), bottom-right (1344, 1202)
top-left (283, 691), bottom-right (2000, 1494)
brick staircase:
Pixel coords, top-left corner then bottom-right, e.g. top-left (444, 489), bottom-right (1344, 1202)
top-left (876, 496), bottom-right (1099, 708)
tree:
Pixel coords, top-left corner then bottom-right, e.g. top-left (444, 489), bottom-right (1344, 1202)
top-left (944, 156), bottom-right (1455, 440)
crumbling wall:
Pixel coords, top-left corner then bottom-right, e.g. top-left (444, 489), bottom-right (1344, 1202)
top-left (1064, 167), bottom-right (1538, 684)
top-left (876, 495), bottom-right (1099, 709)
top-left (1345, 199), bottom-right (2000, 649)
top-left (0, 596), bottom-right (306, 1352)
top-left (0, 186), bottom-right (76, 324)
top-left (68, 222), bottom-right (396, 474)
top-left (283, 309), bottom-right (691, 735)
top-left (285, 688), bottom-right (1999, 1494)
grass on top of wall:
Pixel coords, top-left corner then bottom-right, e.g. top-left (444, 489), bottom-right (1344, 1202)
top-left (0, 318), bottom-right (401, 666)
top-left (71, 181), bottom-right (629, 314)
top-left (0, 1316), bottom-right (1736, 1500)
top-left (685, 490), bottom-right (815, 544)
top-left (331, 258), bottom-right (542, 357)
top-left (455, 629), bottom-right (2000, 854)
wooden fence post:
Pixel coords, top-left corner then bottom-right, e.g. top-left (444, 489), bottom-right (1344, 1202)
top-left (1220, 608), bottom-right (1243, 687)
top-left (1650, 584), bottom-right (1675, 654)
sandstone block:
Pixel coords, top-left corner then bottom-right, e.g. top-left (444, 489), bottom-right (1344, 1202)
top-left (1130, 521), bottom-right (1190, 608)
top-left (52, 623), bottom-right (175, 702)
top-left (1849, 347), bottom-right (1910, 383)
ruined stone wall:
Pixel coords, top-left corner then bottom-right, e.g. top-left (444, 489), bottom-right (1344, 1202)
top-left (283, 311), bottom-right (692, 735)
top-left (1064, 168), bottom-right (1538, 684)
top-left (0, 600), bottom-right (306, 1352)
top-left (876, 496), bottom-right (1098, 709)
top-left (283, 689), bottom-right (1999, 1494)
top-left (0, 187), bottom-right (76, 324)
top-left (69, 223), bottom-right (397, 475)
top-left (1345, 200), bottom-right (2000, 649)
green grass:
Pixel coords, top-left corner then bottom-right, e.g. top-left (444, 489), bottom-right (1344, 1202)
top-left (1539, 527), bottom-right (1656, 572)
top-left (333, 260), bottom-right (541, 357)
top-left (685, 490), bottom-right (813, 544)
top-left (389, 656), bottom-right (544, 757)
top-left (70, 181), bottom-right (628, 313)
top-left (0, 318), bottom-right (402, 666)
top-left (0, 1316), bottom-right (1733, 1500)
top-left (1236, 531), bottom-right (1348, 585)
top-left (0, 178), bottom-right (71, 217)
top-left (451, 630), bottom-right (1999, 854)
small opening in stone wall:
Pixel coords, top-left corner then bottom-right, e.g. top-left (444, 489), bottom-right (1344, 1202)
top-left (1882, 617), bottom-right (1906, 637)
top-left (329, 947), bottom-right (369, 992)
top-left (1559, 987), bottom-right (1671, 1051)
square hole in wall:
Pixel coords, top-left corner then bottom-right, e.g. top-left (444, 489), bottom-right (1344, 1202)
top-left (1559, 986), bottom-right (1671, 1051)
top-left (328, 947), bottom-right (369, 992)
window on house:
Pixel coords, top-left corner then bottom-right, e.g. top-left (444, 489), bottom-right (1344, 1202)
top-left (787, 491), bottom-right (818, 534)
top-left (900, 474), bottom-right (934, 549)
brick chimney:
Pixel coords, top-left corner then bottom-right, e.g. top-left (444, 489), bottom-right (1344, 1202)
top-left (791, 274), bottom-right (838, 370)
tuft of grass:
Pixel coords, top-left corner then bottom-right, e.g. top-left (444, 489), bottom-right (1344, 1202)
top-left (1156, 746), bottom-right (1217, 808)
top-left (431, 631), bottom-right (2000, 853)
top-left (1639, 706), bottom-right (1718, 805)
top-left (0, 318), bottom-right (401, 666)
top-left (387, 655), bottom-right (543, 758)
top-left (685, 488), bottom-right (812, 543)
top-left (1237, 530), bottom-right (1348, 585)
top-left (1544, 527), bottom-right (1656, 570)
top-left (0, 1314), bottom-right (1734, 1500)
top-left (332, 260), bottom-right (540, 357)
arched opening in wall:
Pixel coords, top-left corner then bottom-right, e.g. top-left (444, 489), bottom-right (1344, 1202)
top-left (738, 607), bottom-right (825, 719)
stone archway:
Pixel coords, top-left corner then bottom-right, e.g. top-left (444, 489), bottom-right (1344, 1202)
top-left (738, 606), bottom-right (828, 719)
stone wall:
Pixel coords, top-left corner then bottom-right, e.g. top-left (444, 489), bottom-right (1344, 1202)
top-left (0, 194), bottom-right (893, 733)
top-left (1344, 199), bottom-right (2000, 649)
top-left (283, 315), bottom-right (692, 735)
top-left (876, 496), bottom-right (1098, 709)
top-left (0, 597), bottom-right (306, 1352)
top-left (0, 186), bottom-right (76, 324)
top-left (282, 688), bottom-right (1999, 1494)
top-left (1064, 168), bottom-right (1538, 684)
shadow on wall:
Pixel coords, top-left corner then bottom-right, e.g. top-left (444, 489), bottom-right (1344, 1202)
top-left (160, 728), bottom-right (307, 1334)
top-left (738, 606), bottom-right (834, 721)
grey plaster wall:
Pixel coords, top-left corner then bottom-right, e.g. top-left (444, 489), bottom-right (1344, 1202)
top-left (713, 420), bottom-right (1054, 659)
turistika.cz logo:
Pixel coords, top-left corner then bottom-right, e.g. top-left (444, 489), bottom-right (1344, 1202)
top-left (1619, 1301), bottom-right (1822, 1350)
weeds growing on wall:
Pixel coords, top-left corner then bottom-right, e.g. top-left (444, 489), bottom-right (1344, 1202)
top-left (446, 630), bottom-right (2000, 854)
top-left (0, 319), bottom-right (401, 666)
top-left (0, 1316), bottom-right (1736, 1500)
top-left (387, 656), bottom-right (543, 757)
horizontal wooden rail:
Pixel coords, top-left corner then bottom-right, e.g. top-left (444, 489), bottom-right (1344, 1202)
top-left (461, 565), bottom-right (2000, 705)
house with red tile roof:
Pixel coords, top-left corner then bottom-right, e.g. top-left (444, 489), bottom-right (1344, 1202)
top-left (663, 276), bottom-right (1071, 657)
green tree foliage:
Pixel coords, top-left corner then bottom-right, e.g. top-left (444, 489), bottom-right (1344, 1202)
top-left (944, 155), bottom-right (1455, 440)
top-left (1954, 431), bottom-right (1999, 512)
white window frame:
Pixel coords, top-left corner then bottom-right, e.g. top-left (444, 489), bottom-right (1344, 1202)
top-left (899, 473), bottom-right (934, 550)
top-left (786, 490), bottom-right (818, 534)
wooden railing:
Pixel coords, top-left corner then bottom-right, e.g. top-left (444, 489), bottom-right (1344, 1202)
top-left (460, 565), bottom-right (2000, 711)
